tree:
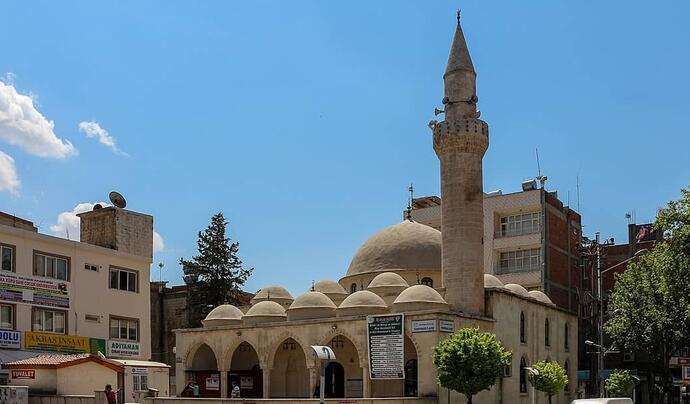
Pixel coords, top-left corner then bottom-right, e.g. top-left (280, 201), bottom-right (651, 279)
top-left (528, 360), bottom-right (568, 404)
top-left (181, 212), bottom-right (253, 327)
top-left (432, 327), bottom-right (511, 404)
top-left (605, 369), bottom-right (634, 397)
top-left (605, 187), bottom-right (690, 399)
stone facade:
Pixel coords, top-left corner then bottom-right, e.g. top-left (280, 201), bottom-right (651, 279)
top-left (78, 207), bottom-right (153, 260)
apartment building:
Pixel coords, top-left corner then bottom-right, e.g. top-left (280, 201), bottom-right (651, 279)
top-left (0, 207), bottom-right (153, 378)
top-left (409, 181), bottom-right (582, 313)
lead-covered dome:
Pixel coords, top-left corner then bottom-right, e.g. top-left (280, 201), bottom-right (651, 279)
top-left (346, 221), bottom-right (441, 276)
top-left (202, 304), bottom-right (243, 327)
top-left (313, 280), bottom-right (348, 305)
top-left (393, 284), bottom-right (448, 312)
top-left (287, 291), bottom-right (337, 321)
top-left (338, 290), bottom-right (388, 317)
top-left (243, 301), bottom-right (287, 325)
top-left (251, 285), bottom-right (294, 308)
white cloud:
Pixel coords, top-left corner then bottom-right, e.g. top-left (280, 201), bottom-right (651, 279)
top-left (78, 121), bottom-right (126, 155)
top-left (51, 202), bottom-right (165, 254)
top-left (153, 230), bottom-right (165, 253)
top-left (0, 81), bottom-right (77, 158)
top-left (0, 151), bottom-right (20, 194)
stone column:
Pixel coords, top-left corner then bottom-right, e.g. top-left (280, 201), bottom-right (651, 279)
top-left (262, 368), bottom-right (271, 398)
top-left (309, 365), bottom-right (319, 399)
top-left (362, 366), bottom-right (370, 398)
top-left (220, 370), bottom-right (228, 398)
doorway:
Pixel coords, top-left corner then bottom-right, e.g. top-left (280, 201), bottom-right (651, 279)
top-left (325, 362), bottom-right (345, 398)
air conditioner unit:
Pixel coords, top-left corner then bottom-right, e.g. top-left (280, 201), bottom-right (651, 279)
top-left (623, 352), bottom-right (635, 362)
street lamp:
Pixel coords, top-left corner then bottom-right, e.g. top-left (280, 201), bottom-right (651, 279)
top-left (524, 367), bottom-right (540, 404)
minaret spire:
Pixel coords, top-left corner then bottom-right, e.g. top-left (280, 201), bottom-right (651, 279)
top-left (443, 11), bottom-right (478, 122)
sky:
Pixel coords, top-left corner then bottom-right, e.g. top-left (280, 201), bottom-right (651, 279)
top-left (1, 1), bottom-right (689, 296)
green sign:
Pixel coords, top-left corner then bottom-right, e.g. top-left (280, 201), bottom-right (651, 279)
top-left (367, 314), bottom-right (404, 379)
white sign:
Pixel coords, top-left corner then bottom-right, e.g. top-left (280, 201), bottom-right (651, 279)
top-left (0, 330), bottom-right (21, 349)
top-left (108, 340), bottom-right (140, 357)
top-left (367, 314), bottom-right (404, 379)
top-left (206, 374), bottom-right (219, 390)
top-left (439, 319), bottom-right (455, 333)
top-left (131, 367), bottom-right (148, 375)
top-left (411, 319), bottom-right (437, 333)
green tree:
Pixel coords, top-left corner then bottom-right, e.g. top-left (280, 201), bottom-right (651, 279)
top-left (432, 327), bottom-right (511, 404)
top-left (527, 360), bottom-right (568, 404)
top-left (605, 369), bottom-right (634, 397)
top-left (181, 212), bottom-right (253, 327)
top-left (605, 187), bottom-right (690, 398)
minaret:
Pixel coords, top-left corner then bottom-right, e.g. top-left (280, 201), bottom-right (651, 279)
top-left (432, 13), bottom-right (488, 316)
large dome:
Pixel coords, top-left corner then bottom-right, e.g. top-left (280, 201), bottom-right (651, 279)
top-left (346, 220), bottom-right (441, 276)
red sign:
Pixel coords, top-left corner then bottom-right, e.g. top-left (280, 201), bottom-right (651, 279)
top-left (679, 358), bottom-right (690, 366)
top-left (11, 369), bottom-right (35, 379)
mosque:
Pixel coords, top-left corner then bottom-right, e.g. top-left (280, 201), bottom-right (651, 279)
top-left (174, 15), bottom-right (577, 404)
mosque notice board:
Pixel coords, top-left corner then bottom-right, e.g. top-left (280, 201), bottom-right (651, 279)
top-left (367, 314), bottom-right (404, 379)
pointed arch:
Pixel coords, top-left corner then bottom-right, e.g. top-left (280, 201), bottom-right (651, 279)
top-left (318, 328), bottom-right (366, 367)
top-left (269, 337), bottom-right (310, 398)
top-left (265, 331), bottom-right (314, 370)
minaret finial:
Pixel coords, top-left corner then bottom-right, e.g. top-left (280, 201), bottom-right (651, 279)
top-left (457, 9), bottom-right (461, 26)
top-left (405, 183), bottom-right (414, 221)
top-left (311, 280), bottom-right (315, 292)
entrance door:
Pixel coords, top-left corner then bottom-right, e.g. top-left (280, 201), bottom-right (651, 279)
top-left (325, 362), bottom-right (345, 398)
top-left (405, 359), bottom-right (418, 397)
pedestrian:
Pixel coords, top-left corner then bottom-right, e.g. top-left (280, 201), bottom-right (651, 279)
top-left (105, 385), bottom-right (117, 404)
top-left (191, 381), bottom-right (200, 398)
top-left (230, 381), bottom-right (241, 398)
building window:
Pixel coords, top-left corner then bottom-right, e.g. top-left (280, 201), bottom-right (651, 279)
top-left (520, 312), bottom-right (526, 343)
top-left (499, 212), bottom-right (540, 237)
top-left (564, 323), bottom-right (569, 350)
top-left (110, 317), bottom-right (138, 341)
top-left (498, 248), bottom-right (541, 274)
top-left (84, 263), bottom-right (98, 272)
top-left (520, 357), bottom-right (528, 393)
top-left (133, 374), bottom-right (148, 391)
top-left (545, 318), bottom-right (550, 347)
top-left (421, 277), bottom-right (433, 287)
top-left (0, 304), bottom-right (14, 329)
top-left (1, 244), bottom-right (14, 272)
top-left (33, 308), bottom-right (66, 334)
top-left (33, 252), bottom-right (70, 281)
top-left (350, 283), bottom-right (357, 293)
top-left (109, 267), bottom-right (138, 292)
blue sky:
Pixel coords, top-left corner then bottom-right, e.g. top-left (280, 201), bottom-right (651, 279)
top-left (1, 1), bottom-right (689, 295)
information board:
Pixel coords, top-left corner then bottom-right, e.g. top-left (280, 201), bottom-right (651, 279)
top-left (367, 314), bottom-right (404, 379)
top-left (0, 272), bottom-right (69, 309)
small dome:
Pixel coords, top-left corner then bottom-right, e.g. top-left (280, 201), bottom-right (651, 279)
top-left (313, 280), bottom-right (347, 295)
top-left (393, 284), bottom-right (448, 312)
top-left (505, 283), bottom-right (529, 296)
top-left (528, 290), bottom-right (554, 305)
top-left (287, 291), bottom-right (337, 321)
top-left (202, 304), bottom-right (243, 327)
top-left (368, 272), bottom-right (409, 289)
top-left (243, 301), bottom-right (287, 325)
top-left (346, 221), bottom-right (441, 276)
top-left (484, 274), bottom-right (504, 288)
top-left (338, 290), bottom-right (388, 317)
top-left (251, 285), bottom-right (294, 308)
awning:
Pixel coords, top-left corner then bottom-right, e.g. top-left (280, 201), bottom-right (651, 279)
top-left (0, 349), bottom-right (40, 364)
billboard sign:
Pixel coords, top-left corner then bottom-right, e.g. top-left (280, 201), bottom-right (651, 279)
top-left (0, 330), bottom-right (21, 349)
top-left (0, 272), bottom-right (69, 309)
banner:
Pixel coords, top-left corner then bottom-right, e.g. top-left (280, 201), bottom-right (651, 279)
top-left (367, 314), bottom-right (404, 379)
top-left (0, 272), bottom-right (69, 309)
top-left (0, 330), bottom-right (21, 349)
top-left (25, 332), bottom-right (104, 354)
top-left (108, 340), bottom-right (140, 357)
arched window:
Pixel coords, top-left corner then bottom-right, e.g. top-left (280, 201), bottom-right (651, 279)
top-left (520, 357), bottom-right (527, 393)
top-left (520, 312), bottom-right (526, 343)
top-left (421, 277), bottom-right (433, 287)
top-left (564, 323), bottom-right (569, 350)
top-left (545, 318), bottom-right (550, 347)
top-left (564, 360), bottom-right (570, 392)
top-left (350, 283), bottom-right (357, 293)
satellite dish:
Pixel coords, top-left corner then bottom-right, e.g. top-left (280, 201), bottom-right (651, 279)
top-left (109, 191), bottom-right (127, 209)
top-left (93, 203), bottom-right (103, 210)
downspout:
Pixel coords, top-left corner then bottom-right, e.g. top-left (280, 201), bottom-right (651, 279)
top-left (540, 188), bottom-right (547, 292)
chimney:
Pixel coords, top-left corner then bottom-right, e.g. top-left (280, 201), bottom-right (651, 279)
top-left (77, 207), bottom-right (153, 261)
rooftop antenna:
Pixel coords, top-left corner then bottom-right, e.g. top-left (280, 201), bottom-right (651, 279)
top-left (576, 176), bottom-right (581, 212)
top-left (405, 183), bottom-right (414, 220)
top-left (109, 191), bottom-right (127, 209)
top-left (158, 262), bottom-right (164, 283)
top-left (535, 148), bottom-right (547, 189)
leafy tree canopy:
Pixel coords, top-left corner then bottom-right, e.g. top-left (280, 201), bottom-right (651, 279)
top-left (528, 360), bottom-right (568, 404)
top-left (605, 369), bottom-right (634, 398)
top-left (432, 327), bottom-right (511, 404)
top-left (181, 212), bottom-right (253, 327)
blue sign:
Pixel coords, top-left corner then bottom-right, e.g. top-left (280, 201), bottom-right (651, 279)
top-left (578, 370), bottom-right (590, 381)
top-left (0, 330), bottom-right (21, 349)
top-left (599, 369), bottom-right (614, 380)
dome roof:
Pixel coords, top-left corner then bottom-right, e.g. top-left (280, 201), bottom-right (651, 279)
top-left (368, 272), bottom-right (410, 289)
top-left (339, 290), bottom-right (387, 309)
top-left (202, 304), bottom-right (243, 327)
top-left (393, 285), bottom-right (447, 305)
top-left (289, 291), bottom-right (337, 310)
top-left (484, 274), bottom-right (504, 288)
top-left (245, 301), bottom-right (287, 317)
top-left (528, 290), bottom-right (554, 305)
top-left (505, 283), bottom-right (529, 296)
top-left (346, 221), bottom-right (441, 276)
top-left (252, 285), bottom-right (293, 302)
top-left (313, 280), bottom-right (347, 296)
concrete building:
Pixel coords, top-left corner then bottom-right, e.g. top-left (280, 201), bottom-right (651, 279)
top-left (0, 206), bottom-right (168, 399)
top-left (409, 186), bottom-right (582, 313)
top-left (172, 16), bottom-right (578, 404)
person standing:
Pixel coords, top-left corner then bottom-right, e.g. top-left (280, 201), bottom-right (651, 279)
top-left (191, 381), bottom-right (200, 398)
top-left (230, 381), bottom-right (241, 398)
top-left (105, 385), bottom-right (117, 404)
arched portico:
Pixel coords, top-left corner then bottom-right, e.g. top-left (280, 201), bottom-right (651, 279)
top-left (186, 343), bottom-right (221, 397)
top-left (228, 341), bottom-right (262, 398)
top-left (269, 338), bottom-right (310, 398)
top-left (323, 334), bottom-right (363, 398)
